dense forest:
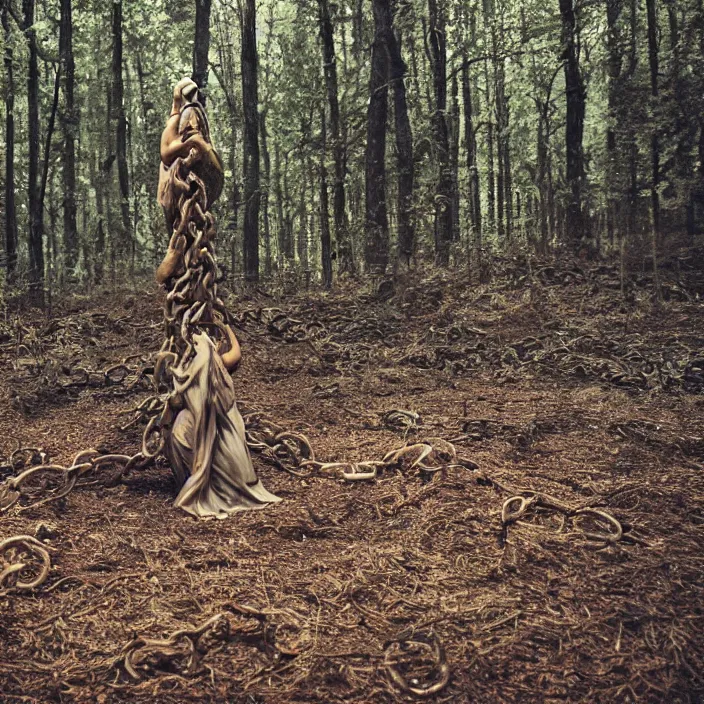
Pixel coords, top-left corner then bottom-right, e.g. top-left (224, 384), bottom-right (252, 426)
top-left (1, 2), bottom-right (704, 703)
top-left (1, 0), bottom-right (702, 297)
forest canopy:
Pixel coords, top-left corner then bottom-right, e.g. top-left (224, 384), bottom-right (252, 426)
top-left (1, 0), bottom-right (702, 296)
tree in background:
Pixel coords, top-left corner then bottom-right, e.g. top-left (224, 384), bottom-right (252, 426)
top-left (23, 0), bottom-right (44, 297)
top-left (318, 0), bottom-right (353, 274)
top-left (241, 0), bottom-right (260, 282)
top-left (193, 0), bottom-right (211, 103)
top-left (387, 1), bottom-right (415, 269)
top-left (428, 0), bottom-right (452, 265)
top-left (365, 0), bottom-right (390, 274)
top-left (0, 0), bottom-right (703, 295)
top-left (2, 2), bottom-right (17, 280)
top-left (559, 0), bottom-right (587, 249)
top-left (59, 0), bottom-right (78, 273)
top-left (112, 0), bottom-right (131, 264)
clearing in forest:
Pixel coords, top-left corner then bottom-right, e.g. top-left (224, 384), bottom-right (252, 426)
top-left (1, 261), bottom-right (703, 703)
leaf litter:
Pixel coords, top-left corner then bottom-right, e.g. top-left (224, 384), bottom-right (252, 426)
top-left (0, 258), bottom-right (703, 702)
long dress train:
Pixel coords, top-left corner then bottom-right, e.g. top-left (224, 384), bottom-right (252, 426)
top-left (166, 332), bottom-right (281, 519)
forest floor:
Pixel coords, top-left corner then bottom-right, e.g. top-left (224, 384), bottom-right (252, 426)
top-left (1, 257), bottom-right (703, 704)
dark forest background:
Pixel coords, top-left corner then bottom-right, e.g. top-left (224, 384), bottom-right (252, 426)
top-left (1, 0), bottom-right (703, 300)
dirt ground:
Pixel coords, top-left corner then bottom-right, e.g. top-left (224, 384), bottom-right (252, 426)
top-left (1, 258), bottom-right (703, 703)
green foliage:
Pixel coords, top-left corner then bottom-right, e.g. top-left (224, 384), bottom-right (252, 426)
top-left (1, 0), bottom-right (702, 289)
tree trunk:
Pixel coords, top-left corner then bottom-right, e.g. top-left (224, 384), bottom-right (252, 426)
top-left (36, 60), bottom-right (60, 294)
top-left (297, 150), bottom-right (309, 271)
top-left (483, 58), bottom-right (496, 236)
top-left (428, 0), bottom-right (452, 265)
top-left (365, 0), bottom-right (390, 274)
top-left (320, 109), bottom-right (333, 288)
top-left (23, 0), bottom-right (44, 296)
top-left (461, 54), bottom-right (482, 251)
top-left (274, 142), bottom-right (291, 264)
top-left (60, 0), bottom-right (79, 273)
top-left (48, 166), bottom-right (59, 298)
top-left (193, 0), bottom-right (211, 104)
top-left (547, 134), bottom-right (556, 243)
top-left (388, 21), bottom-right (415, 269)
top-left (496, 127), bottom-right (505, 242)
top-left (645, 0), bottom-right (660, 246)
top-left (407, 25), bottom-right (423, 110)
top-left (317, 0), bottom-right (353, 275)
top-left (559, 0), bottom-right (587, 248)
top-left (625, 0), bottom-right (638, 247)
top-left (283, 150), bottom-right (294, 261)
top-left (135, 52), bottom-right (158, 264)
top-left (241, 0), bottom-right (260, 282)
top-left (496, 19), bottom-right (513, 242)
top-left (259, 110), bottom-right (272, 277)
top-left (449, 72), bottom-right (461, 244)
top-left (102, 71), bottom-right (117, 282)
top-left (605, 0), bottom-right (623, 250)
top-left (628, 134), bottom-right (638, 239)
top-left (90, 150), bottom-right (105, 285)
top-left (492, 25), bottom-right (505, 243)
top-left (307, 154), bottom-right (317, 277)
top-left (352, 0), bottom-right (364, 65)
top-left (2, 4), bottom-right (17, 281)
top-left (502, 101), bottom-right (513, 241)
top-left (112, 0), bottom-right (131, 261)
top-left (420, 16), bottom-right (435, 115)
top-left (229, 110), bottom-right (241, 278)
top-left (537, 108), bottom-right (550, 252)
top-left (529, 45), bottom-right (560, 252)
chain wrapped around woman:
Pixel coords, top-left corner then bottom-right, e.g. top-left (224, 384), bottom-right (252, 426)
top-left (150, 77), bottom-right (280, 519)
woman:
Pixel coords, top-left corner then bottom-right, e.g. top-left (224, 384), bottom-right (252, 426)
top-left (166, 330), bottom-right (281, 519)
top-left (156, 77), bottom-right (223, 285)
top-left (155, 78), bottom-right (280, 519)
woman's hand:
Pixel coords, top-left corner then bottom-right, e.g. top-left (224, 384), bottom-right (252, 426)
top-left (219, 325), bottom-right (242, 372)
top-left (156, 232), bottom-right (187, 284)
top-left (162, 124), bottom-right (211, 167)
top-left (182, 133), bottom-right (210, 152)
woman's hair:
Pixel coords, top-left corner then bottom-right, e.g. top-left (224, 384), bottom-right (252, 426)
top-left (174, 77), bottom-right (199, 105)
top-left (182, 83), bottom-right (198, 103)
